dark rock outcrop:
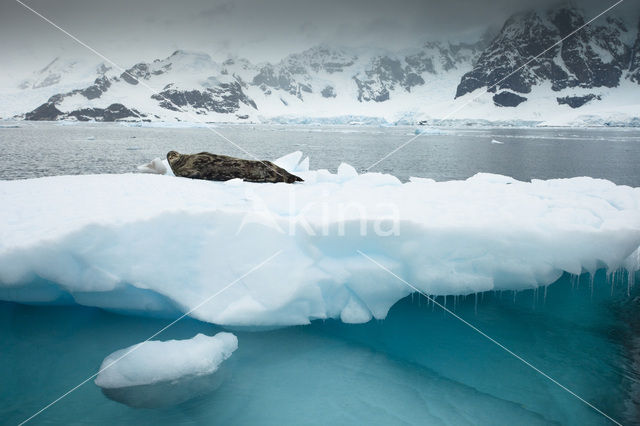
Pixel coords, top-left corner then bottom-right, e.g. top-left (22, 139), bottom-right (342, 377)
top-left (25, 103), bottom-right (64, 121)
top-left (493, 91), bottom-right (527, 107)
top-left (121, 63), bottom-right (150, 85)
top-left (26, 102), bottom-right (143, 122)
top-left (321, 86), bottom-right (336, 98)
top-left (67, 103), bottom-right (144, 121)
top-left (557, 94), bottom-right (601, 108)
top-left (80, 76), bottom-right (112, 100)
top-left (151, 82), bottom-right (256, 114)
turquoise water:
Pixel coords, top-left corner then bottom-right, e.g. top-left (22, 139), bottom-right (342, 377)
top-left (0, 272), bottom-right (637, 425)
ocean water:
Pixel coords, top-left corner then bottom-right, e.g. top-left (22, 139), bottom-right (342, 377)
top-left (0, 122), bottom-right (639, 185)
top-left (1, 122), bottom-right (639, 425)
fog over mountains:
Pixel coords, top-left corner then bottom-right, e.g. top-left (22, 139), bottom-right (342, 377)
top-left (3, 2), bottom-right (640, 126)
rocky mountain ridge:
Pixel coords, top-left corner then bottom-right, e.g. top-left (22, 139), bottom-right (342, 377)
top-left (9, 5), bottom-right (640, 126)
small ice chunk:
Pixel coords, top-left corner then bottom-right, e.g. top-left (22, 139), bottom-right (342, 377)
top-left (467, 173), bottom-right (517, 184)
top-left (337, 162), bottom-right (358, 179)
top-left (409, 177), bottom-right (436, 184)
top-left (95, 332), bottom-right (237, 389)
top-left (491, 139), bottom-right (504, 144)
top-left (296, 156), bottom-right (310, 173)
top-left (162, 159), bottom-right (174, 176)
top-left (274, 151), bottom-right (303, 172)
top-left (137, 158), bottom-right (168, 175)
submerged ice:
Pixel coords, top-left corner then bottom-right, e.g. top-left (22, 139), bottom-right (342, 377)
top-left (0, 151), bottom-right (638, 326)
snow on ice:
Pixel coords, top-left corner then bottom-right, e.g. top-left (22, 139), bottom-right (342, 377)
top-left (94, 332), bottom-right (237, 407)
top-left (0, 152), bottom-right (638, 326)
top-left (95, 332), bottom-right (237, 389)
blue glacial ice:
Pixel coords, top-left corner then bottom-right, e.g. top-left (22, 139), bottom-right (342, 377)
top-left (0, 151), bottom-right (638, 327)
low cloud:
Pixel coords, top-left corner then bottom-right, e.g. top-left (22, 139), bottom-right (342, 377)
top-left (1, 0), bottom-right (637, 82)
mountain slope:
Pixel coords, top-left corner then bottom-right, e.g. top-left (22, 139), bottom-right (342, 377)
top-left (456, 8), bottom-right (635, 108)
top-left (4, 4), bottom-right (640, 126)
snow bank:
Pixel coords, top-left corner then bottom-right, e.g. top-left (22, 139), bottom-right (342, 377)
top-left (95, 332), bottom-right (237, 389)
top-left (1, 152), bottom-right (639, 325)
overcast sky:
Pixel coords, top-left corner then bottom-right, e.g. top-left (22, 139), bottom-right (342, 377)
top-left (1, 0), bottom-right (638, 82)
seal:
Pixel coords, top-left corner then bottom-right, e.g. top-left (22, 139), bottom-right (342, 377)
top-left (167, 151), bottom-right (303, 183)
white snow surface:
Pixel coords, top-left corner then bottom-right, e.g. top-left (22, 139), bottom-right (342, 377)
top-left (1, 152), bottom-right (639, 325)
top-left (94, 332), bottom-right (237, 389)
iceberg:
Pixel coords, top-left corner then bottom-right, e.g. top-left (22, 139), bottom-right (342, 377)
top-left (414, 127), bottom-right (449, 135)
top-left (0, 152), bottom-right (638, 327)
top-left (94, 332), bottom-right (237, 407)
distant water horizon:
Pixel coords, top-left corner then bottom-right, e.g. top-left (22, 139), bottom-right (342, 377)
top-left (1, 122), bottom-right (639, 186)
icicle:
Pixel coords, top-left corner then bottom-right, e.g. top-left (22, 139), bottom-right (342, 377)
top-left (570, 273), bottom-right (575, 289)
top-left (608, 269), bottom-right (615, 296)
top-left (543, 285), bottom-right (548, 305)
top-left (474, 292), bottom-right (478, 315)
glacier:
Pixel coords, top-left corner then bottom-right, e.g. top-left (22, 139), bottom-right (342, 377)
top-left (0, 152), bottom-right (638, 327)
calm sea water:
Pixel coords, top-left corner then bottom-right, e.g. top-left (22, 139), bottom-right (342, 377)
top-left (0, 122), bottom-right (639, 185)
top-left (1, 122), bottom-right (639, 425)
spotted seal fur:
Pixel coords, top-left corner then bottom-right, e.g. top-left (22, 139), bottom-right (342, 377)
top-left (167, 151), bottom-right (303, 183)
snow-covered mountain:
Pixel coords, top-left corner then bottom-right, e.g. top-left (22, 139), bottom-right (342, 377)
top-left (4, 4), bottom-right (640, 126)
top-left (457, 9), bottom-right (638, 107)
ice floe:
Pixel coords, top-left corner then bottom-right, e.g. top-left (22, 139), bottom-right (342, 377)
top-left (0, 152), bottom-right (638, 326)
